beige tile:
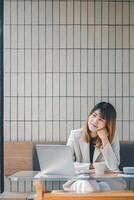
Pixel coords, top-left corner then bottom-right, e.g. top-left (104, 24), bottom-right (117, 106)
top-left (123, 2), bottom-right (129, 24)
top-left (18, 1), bottom-right (24, 24)
top-left (39, 98), bottom-right (46, 120)
top-left (53, 121), bottom-right (60, 142)
top-left (102, 2), bottom-right (108, 24)
top-left (81, 73), bottom-right (87, 96)
top-left (81, 97), bottom-right (88, 121)
top-left (67, 0), bottom-right (73, 24)
top-left (74, 73), bottom-right (80, 96)
top-left (60, 121), bottom-right (66, 141)
top-left (53, 97), bottom-right (59, 120)
top-left (46, 97), bottom-right (52, 120)
top-left (123, 98), bottom-right (129, 120)
top-left (46, 1), bottom-right (52, 24)
top-left (46, 50), bottom-right (52, 72)
top-left (39, 73), bottom-right (45, 96)
top-left (60, 1), bottom-right (66, 24)
top-left (53, 73), bottom-right (59, 96)
top-left (95, 1), bottom-right (101, 24)
top-left (39, 26), bottom-right (45, 49)
top-left (130, 2), bottom-right (134, 25)
top-left (4, 1), bottom-right (10, 24)
top-left (109, 2), bottom-right (115, 25)
top-left (32, 73), bottom-right (38, 96)
top-left (74, 50), bottom-right (80, 72)
top-left (130, 26), bottom-right (134, 48)
top-left (53, 0), bottom-right (59, 24)
top-left (25, 74), bottom-right (31, 96)
top-left (67, 49), bottom-right (73, 72)
top-left (60, 73), bottom-right (66, 96)
top-left (116, 74), bottom-right (122, 97)
top-left (60, 97), bottom-right (66, 120)
top-left (39, 121), bottom-right (46, 141)
top-left (25, 1), bottom-right (31, 24)
top-left (53, 26), bottom-right (59, 48)
top-left (60, 25), bottom-right (67, 48)
top-left (25, 97), bottom-right (32, 120)
top-left (74, 25), bottom-right (80, 48)
top-left (32, 97), bottom-right (38, 120)
top-left (46, 73), bottom-right (52, 96)
top-left (67, 26), bottom-right (73, 48)
top-left (46, 121), bottom-right (53, 141)
top-left (32, 121), bottom-right (39, 141)
top-left (88, 1), bottom-right (94, 24)
top-left (4, 25), bottom-right (10, 49)
top-left (11, 1), bottom-right (17, 24)
top-left (32, 1), bottom-right (38, 25)
top-left (81, 50), bottom-right (87, 72)
top-left (74, 97), bottom-right (80, 120)
top-left (67, 73), bottom-right (73, 96)
top-left (39, 1), bottom-right (46, 25)
top-left (46, 26), bottom-right (52, 48)
top-left (18, 97), bottom-right (24, 120)
top-left (18, 121), bottom-right (25, 141)
top-left (81, 1), bottom-right (87, 25)
top-left (74, 1), bottom-right (80, 24)
top-left (67, 97), bottom-right (73, 120)
top-left (60, 49), bottom-right (66, 72)
top-left (25, 122), bottom-right (32, 141)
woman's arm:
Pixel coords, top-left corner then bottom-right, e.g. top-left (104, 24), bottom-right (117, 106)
top-left (100, 134), bottom-right (120, 170)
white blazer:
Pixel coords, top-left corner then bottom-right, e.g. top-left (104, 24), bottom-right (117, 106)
top-left (67, 129), bottom-right (120, 171)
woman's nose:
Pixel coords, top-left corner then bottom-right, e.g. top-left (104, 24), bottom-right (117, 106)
top-left (93, 117), bottom-right (99, 124)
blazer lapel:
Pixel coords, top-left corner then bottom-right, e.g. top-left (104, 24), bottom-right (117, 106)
top-left (93, 147), bottom-right (101, 163)
top-left (79, 139), bottom-right (89, 162)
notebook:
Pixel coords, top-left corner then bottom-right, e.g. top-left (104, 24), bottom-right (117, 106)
top-left (36, 144), bottom-right (75, 178)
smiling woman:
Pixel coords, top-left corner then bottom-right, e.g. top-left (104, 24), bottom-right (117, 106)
top-left (67, 102), bottom-right (118, 170)
top-left (67, 102), bottom-right (126, 191)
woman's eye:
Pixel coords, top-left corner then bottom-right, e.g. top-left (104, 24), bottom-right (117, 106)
top-left (92, 114), bottom-right (96, 117)
top-left (100, 118), bottom-right (105, 122)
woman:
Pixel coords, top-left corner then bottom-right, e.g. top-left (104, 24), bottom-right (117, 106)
top-left (67, 102), bottom-right (126, 190)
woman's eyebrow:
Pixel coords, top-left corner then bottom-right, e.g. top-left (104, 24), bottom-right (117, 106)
top-left (93, 112), bottom-right (97, 115)
top-left (95, 112), bottom-right (105, 120)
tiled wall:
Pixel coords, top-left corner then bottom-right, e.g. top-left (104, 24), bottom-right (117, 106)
top-left (3, 0), bottom-right (134, 193)
top-left (4, 0), bottom-right (134, 143)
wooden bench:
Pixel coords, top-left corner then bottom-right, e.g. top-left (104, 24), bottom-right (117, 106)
top-left (4, 141), bottom-right (33, 176)
top-left (4, 141), bottom-right (134, 200)
top-left (4, 141), bottom-right (134, 176)
top-left (4, 141), bottom-right (65, 176)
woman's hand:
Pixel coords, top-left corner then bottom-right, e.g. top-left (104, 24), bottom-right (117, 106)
top-left (97, 128), bottom-right (109, 147)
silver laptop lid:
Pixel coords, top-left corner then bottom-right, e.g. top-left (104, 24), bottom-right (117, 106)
top-left (36, 144), bottom-right (75, 176)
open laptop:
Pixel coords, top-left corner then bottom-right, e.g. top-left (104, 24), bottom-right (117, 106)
top-left (35, 144), bottom-right (75, 179)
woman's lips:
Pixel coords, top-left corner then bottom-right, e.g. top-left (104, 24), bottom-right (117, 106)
top-left (90, 123), bottom-right (98, 128)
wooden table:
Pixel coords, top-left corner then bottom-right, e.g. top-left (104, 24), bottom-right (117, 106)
top-left (42, 190), bottom-right (134, 200)
top-left (33, 180), bottom-right (134, 200)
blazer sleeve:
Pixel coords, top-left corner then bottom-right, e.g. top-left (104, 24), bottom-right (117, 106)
top-left (100, 134), bottom-right (120, 171)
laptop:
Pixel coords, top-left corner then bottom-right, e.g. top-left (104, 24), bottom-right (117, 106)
top-left (35, 144), bottom-right (75, 179)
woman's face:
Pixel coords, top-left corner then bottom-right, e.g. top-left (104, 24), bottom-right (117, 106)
top-left (88, 110), bottom-right (106, 133)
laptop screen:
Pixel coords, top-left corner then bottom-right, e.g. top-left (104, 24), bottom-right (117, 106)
top-left (36, 144), bottom-right (75, 177)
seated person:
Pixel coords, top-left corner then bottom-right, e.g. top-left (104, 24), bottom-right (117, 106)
top-left (66, 102), bottom-right (126, 191)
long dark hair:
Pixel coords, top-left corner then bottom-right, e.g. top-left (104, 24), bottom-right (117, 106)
top-left (82, 102), bottom-right (117, 148)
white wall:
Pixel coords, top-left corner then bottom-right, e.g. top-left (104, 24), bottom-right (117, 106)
top-left (4, 0), bottom-right (134, 142)
top-left (4, 0), bottom-right (134, 192)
